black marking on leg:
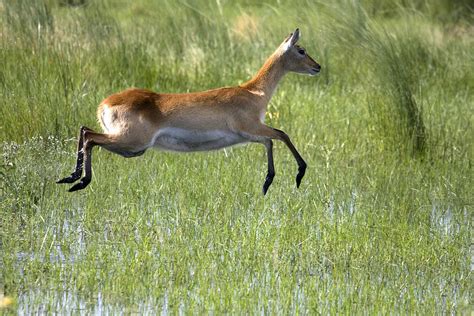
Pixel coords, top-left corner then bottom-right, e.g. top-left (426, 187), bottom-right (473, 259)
top-left (56, 172), bottom-right (82, 184)
top-left (68, 177), bottom-right (91, 192)
top-left (69, 137), bottom-right (95, 193)
top-left (273, 128), bottom-right (307, 189)
top-left (262, 171), bottom-right (275, 195)
top-left (262, 139), bottom-right (275, 196)
top-left (57, 126), bottom-right (92, 185)
top-left (296, 162), bottom-right (307, 188)
top-left (57, 151), bottom-right (84, 184)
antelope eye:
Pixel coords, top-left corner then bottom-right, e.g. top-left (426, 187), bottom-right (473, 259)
top-left (298, 49), bottom-right (305, 55)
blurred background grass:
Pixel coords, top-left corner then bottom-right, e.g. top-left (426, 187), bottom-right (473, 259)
top-left (0, 0), bottom-right (473, 313)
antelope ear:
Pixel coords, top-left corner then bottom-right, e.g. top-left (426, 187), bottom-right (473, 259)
top-left (290, 28), bottom-right (300, 45)
top-left (282, 28), bottom-right (300, 52)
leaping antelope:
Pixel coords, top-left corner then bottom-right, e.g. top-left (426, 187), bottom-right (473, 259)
top-left (57, 28), bottom-right (321, 194)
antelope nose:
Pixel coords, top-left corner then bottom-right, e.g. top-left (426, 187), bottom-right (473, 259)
top-left (312, 65), bottom-right (321, 72)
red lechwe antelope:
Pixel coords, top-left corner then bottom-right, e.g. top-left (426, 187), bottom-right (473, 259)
top-left (57, 28), bottom-right (321, 194)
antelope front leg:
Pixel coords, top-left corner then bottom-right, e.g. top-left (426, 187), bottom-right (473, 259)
top-left (262, 139), bottom-right (275, 195)
top-left (57, 126), bottom-right (93, 184)
top-left (239, 122), bottom-right (307, 193)
top-left (272, 128), bottom-right (307, 188)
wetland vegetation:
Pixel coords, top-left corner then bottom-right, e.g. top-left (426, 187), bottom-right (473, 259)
top-left (1, 0), bottom-right (473, 313)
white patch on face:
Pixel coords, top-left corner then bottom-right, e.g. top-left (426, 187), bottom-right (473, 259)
top-left (152, 128), bottom-right (247, 152)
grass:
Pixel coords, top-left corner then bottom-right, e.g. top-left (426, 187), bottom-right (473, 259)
top-left (1, 0), bottom-right (473, 313)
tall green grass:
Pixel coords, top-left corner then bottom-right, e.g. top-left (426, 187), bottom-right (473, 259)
top-left (1, 0), bottom-right (472, 313)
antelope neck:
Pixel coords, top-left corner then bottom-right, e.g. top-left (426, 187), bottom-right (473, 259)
top-left (242, 52), bottom-right (287, 101)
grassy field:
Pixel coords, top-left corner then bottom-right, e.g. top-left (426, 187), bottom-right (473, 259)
top-left (1, 0), bottom-right (473, 313)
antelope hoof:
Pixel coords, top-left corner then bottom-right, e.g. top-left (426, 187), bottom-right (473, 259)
top-left (68, 178), bottom-right (91, 192)
top-left (56, 173), bottom-right (81, 184)
top-left (262, 172), bottom-right (275, 195)
top-left (296, 164), bottom-right (307, 188)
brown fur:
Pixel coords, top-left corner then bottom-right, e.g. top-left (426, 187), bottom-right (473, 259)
top-left (58, 28), bottom-right (321, 194)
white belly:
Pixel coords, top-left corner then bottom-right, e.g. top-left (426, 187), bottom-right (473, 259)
top-left (152, 128), bottom-right (247, 152)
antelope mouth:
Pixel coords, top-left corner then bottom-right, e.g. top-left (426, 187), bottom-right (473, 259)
top-left (309, 68), bottom-right (320, 76)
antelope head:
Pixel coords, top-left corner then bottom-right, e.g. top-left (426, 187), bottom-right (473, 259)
top-left (279, 28), bottom-right (321, 76)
